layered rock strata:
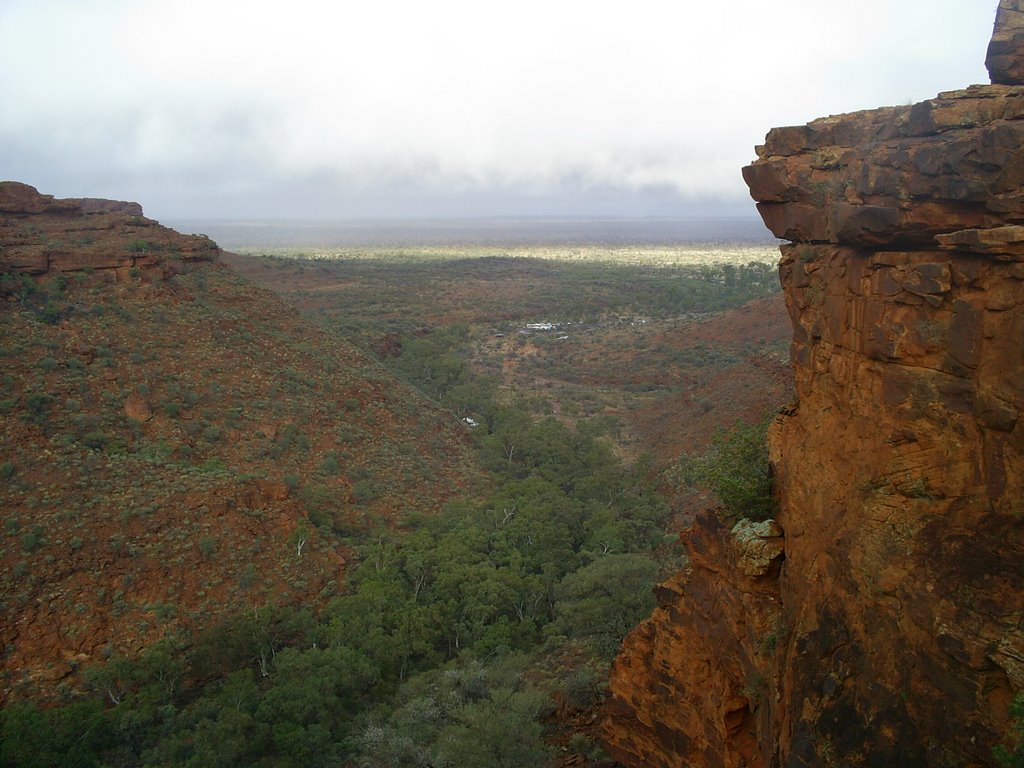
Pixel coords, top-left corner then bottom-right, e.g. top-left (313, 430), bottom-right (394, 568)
top-left (605, 515), bottom-right (784, 767)
top-left (605, 5), bottom-right (1024, 767)
top-left (989, 0), bottom-right (1024, 85)
top-left (0, 181), bottom-right (218, 279)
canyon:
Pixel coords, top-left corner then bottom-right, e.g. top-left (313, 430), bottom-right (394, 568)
top-left (0, 182), bottom-right (477, 701)
top-left (603, 2), bottom-right (1024, 766)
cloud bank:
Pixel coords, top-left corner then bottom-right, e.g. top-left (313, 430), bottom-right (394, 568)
top-left (0, 0), bottom-right (994, 218)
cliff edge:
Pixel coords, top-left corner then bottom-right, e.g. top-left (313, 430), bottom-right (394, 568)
top-left (0, 181), bottom-right (219, 279)
top-left (604, 3), bottom-right (1024, 766)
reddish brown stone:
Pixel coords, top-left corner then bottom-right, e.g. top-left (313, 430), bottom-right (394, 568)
top-left (0, 182), bottom-right (219, 279)
top-left (988, 0), bottom-right (1024, 85)
top-left (605, 4), bottom-right (1024, 767)
top-left (123, 393), bottom-right (153, 422)
top-left (742, 89), bottom-right (1024, 247)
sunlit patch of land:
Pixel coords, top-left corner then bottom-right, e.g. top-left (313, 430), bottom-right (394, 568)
top-left (169, 216), bottom-right (783, 267)
top-left (228, 242), bottom-right (781, 267)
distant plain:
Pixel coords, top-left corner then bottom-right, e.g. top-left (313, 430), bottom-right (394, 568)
top-left (169, 216), bottom-right (782, 266)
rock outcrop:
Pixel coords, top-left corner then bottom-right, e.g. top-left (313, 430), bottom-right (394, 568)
top-left (0, 181), bottom-right (218, 279)
top-left (605, 4), bottom-right (1024, 767)
top-left (988, 0), bottom-right (1024, 85)
top-left (605, 514), bottom-right (783, 767)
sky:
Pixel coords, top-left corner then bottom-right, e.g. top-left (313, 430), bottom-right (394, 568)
top-left (0, 0), bottom-right (997, 221)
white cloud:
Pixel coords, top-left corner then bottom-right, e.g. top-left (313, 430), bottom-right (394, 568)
top-left (0, 0), bottom-right (995, 217)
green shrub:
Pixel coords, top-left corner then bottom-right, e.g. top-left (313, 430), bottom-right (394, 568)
top-left (352, 479), bottom-right (377, 504)
top-left (21, 526), bottom-right (45, 552)
top-left (23, 391), bottom-right (53, 425)
top-left (995, 693), bottom-right (1024, 767)
top-left (320, 450), bottom-right (340, 475)
top-left (683, 416), bottom-right (775, 522)
top-left (198, 537), bottom-right (217, 559)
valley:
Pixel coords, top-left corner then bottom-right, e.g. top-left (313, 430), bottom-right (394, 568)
top-left (0, 186), bottom-right (790, 767)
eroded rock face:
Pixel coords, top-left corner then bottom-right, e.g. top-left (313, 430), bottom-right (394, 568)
top-left (741, 86), bottom-right (1024, 246)
top-left (0, 181), bottom-right (218, 280)
top-left (767, 241), bottom-right (1024, 766)
top-left (605, 4), bottom-right (1024, 766)
top-left (988, 0), bottom-right (1024, 85)
top-left (605, 515), bottom-right (782, 768)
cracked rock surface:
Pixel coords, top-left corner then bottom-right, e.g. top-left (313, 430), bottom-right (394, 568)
top-left (603, 4), bottom-right (1024, 766)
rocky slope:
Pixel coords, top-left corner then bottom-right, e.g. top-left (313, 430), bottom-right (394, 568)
top-left (604, 3), bottom-right (1024, 766)
top-left (0, 183), bottom-right (477, 701)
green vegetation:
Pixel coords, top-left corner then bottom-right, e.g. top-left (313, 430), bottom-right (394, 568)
top-left (678, 416), bottom-right (775, 522)
top-left (0, 247), bottom-right (787, 767)
top-left (1, 397), bottom-right (669, 767)
top-left (995, 693), bottom-right (1024, 767)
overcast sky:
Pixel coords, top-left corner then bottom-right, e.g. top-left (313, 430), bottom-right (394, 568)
top-left (0, 0), bottom-right (996, 220)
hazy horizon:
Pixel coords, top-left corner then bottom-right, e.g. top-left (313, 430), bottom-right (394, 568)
top-left (166, 213), bottom-right (779, 251)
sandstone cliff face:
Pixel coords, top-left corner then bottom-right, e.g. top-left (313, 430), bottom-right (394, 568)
top-left (604, 5), bottom-right (1024, 767)
top-left (605, 515), bottom-right (784, 767)
top-left (0, 181), bottom-right (218, 279)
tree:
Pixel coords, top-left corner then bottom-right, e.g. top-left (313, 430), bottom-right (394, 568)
top-left (683, 416), bottom-right (775, 522)
top-left (0, 700), bottom-right (112, 768)
top-left (554, 553), bottom-right (660, 656)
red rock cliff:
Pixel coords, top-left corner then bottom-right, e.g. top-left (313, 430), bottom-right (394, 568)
top-left (0, 181), bottom-right (218, 279)
top-left (604, 4), bottom-right (1024, 766)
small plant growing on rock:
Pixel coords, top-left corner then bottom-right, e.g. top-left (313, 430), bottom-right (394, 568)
top-left (681, 416), bottom-right (775, 522)
top-left (995, 693), bottom-right (1024, 767)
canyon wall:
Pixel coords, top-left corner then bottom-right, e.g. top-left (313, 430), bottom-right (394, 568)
top-left (604, 4), bottom-right (1024, 766)
top-left (0, 181), bottom-right (219, 279)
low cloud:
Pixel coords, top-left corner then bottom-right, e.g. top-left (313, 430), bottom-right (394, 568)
top-left (0, 0), bottom-right (993, 218)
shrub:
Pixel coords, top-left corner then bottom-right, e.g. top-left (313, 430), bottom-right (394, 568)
top-left (683, 416), bottom-right (775, 522)
top-left (995, 693), bottom-right (1024, 767)
top-left (352, 479), bottom-right (377, 504)
top-left (21, 526), bottom-right (45, 552)
top-left (23, 391), bottom-right (53, 425)
top-left (198, 537), bottom-right (217, 559)
top-left (320, 450), bottom-right (340, 475)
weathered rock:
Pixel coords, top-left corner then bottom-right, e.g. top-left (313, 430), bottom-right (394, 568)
top-left (605, 5), bottom-right (1024, 767)
top-left (605, 515), bottom-right (782, 768)
top-left (988, 0), bottom-right (1024, 85)
top-left (0, 181), bottom-right (53, 213)
top-left (765, 242), bottom-right (1024, 766)
top-left (741, 86), bottom-right (1024, 247)
top-left (0, 181), bottom-right (218, 279)
top-left (730, 518), bottom-right (784, 577)
top-left (123, 393), bottom-right (153, 422)
top-left (937, 224), bottom-right (1024, 256)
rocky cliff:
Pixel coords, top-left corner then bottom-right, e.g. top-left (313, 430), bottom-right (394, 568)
top-left (604, 3), bottom-right (1024, 766)
top-left (0, 181), bottom-right (219, 278)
